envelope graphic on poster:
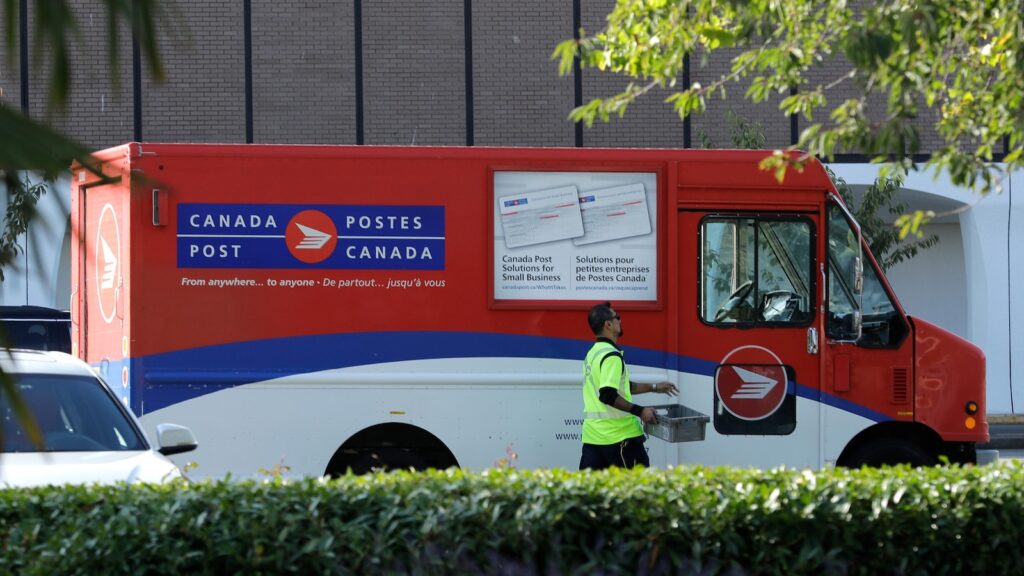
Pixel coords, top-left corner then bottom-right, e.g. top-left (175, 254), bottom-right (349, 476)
top-left (573, 183), bottom-right (652, 246)
top-left (498, 185), bottom-right (585, 249)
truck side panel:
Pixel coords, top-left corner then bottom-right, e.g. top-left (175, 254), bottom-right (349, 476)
top-left (69, 144), bottom-right (986, 477)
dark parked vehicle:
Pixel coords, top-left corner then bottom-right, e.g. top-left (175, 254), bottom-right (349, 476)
top-left (0, 306), bottom-right (71, 353)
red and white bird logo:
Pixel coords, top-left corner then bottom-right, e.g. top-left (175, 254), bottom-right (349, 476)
top-left (715, 346), bottom-right (788, 421)
top-left (286, 210), bottom-right (337, 263)
top-left (95, 204), bottom-right (121, 324)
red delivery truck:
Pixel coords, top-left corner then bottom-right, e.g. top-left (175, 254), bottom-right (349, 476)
top-left (70, 143), bottom-right (988, 478)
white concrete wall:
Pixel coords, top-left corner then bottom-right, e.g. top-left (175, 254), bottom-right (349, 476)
top-left (885, 223), bottom-right (967, 338)
top-left (830, 163), bottom-right (1017, 415)
top-left (959, 186), bottom-right (1012, 413)
top-left (0, 174), bottom-right (72, 310)
top-left (1009, 167), bottom-right (1022, 414)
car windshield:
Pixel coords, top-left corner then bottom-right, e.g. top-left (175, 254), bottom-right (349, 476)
top-left (1, 374), bottom-right (146, 453)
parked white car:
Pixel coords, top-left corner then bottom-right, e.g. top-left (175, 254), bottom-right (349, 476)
top-left (0, 350), bottom-right (197, 487)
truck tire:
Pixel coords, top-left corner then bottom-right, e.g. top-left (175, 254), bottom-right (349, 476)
top-left (843, 438), bottom-right (938, 468)
top-left (345, 447), bottom-right (426, 475)
top-left (325, 423), bottom-right (459, 476)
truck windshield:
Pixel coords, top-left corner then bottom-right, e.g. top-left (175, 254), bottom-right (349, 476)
top-left (826, 203), bottom-right (906, 347)
top-left (0, 375), bottom-right (147, 453)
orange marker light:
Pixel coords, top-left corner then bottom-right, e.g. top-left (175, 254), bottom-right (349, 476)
top-left (965, 416), bottom-right (976, 430)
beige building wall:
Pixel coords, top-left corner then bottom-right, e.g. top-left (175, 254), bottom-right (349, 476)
top-left (21, 2), bottom-right (134, 151)
top-left (141, 1), bottom-right (246, 144)
top-left (0, 73), bottom-right (16, 115)
top-left (0, 1), bottom-right (1009, 155)
top-left (690, 47), bottom-right (792, 150)
top-left (473, 2), bottom-right (575, 147)
top-left (362, 0), bottom-right (465, 146)
top-left (0, 9), bottom-right (22, 110)
top-left (580, 0), bottom-right (686, 148)
top-left (251, 1), bottom-right (356, 144)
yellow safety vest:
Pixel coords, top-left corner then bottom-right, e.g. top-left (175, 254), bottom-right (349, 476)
top-left (582, 340), bottom-right (642, 444)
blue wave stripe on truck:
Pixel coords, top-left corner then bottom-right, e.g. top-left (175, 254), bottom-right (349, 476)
top-left (132, 331), bottom-right (887, 423)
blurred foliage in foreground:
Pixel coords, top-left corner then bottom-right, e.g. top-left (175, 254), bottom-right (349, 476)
top-left (2, 463), bottom-right (1022, 575)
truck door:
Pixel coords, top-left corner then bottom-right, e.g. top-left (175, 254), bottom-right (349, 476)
top-left (822, 199), bottom-right (916, 465)
top-left (77, 181), bottom-right (129, 405)
top-left (678, 210), bottom-right (822, 468)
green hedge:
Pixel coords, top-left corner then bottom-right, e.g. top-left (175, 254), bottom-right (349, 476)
top-left (2, 463), bottom-right (1023, 575)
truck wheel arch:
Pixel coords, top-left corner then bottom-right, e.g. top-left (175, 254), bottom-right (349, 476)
top-left (836, 421), bottom-right (943, 468)
top-left (325, 423), bottom-right (460, 476)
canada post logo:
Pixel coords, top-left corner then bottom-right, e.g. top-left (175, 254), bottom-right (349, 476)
top-left (286, 210), bottom-right (338, 264)
top-left (95, 203), bottom-right (120, 323)
top-left (177, 203), bottom-right (445, 270)
top-left (714, 346), bottom-right (789, 421)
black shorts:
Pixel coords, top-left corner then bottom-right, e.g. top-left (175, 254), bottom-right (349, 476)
top-left (579, 435), bottom-right (649, 470)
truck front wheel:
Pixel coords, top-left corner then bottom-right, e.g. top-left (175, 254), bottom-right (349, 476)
top-left (325, 423), bottom-right (459, 477)
top-left (842, 438), bottom-right (938, 468)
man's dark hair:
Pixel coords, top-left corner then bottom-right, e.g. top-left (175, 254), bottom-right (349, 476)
top-left (588, 301), bottom-right (615, 335)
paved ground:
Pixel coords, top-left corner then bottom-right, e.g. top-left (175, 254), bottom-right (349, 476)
top-left (981, 423), bottom-right (1024, 451)
top-left (998, 449), bottom-right (1024, 462)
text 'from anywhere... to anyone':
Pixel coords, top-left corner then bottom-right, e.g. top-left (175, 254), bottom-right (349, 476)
top-left (181, 277), bottom-right (259, 287)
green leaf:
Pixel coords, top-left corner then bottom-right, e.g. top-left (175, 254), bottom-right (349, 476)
top-left (0, 105), bottom-right (100, 177)
top-left (558, 0), bottom-right (1024, 194)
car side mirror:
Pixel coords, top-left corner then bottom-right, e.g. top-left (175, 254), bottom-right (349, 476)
top-left (156, 423), bottom-right (198, 456)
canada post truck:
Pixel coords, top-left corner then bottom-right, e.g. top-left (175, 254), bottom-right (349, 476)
top-left (70, 143), bottom-right (988, 478)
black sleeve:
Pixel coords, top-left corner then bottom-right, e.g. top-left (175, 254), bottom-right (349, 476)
top-left (598, 386), bottom-right (619, 406)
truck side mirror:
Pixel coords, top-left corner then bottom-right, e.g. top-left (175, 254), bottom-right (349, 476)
top-left (853, 256), bottom-right (864, 295)
top-left (832, 310), bottom-right (863, 343)
top-left (850, 309), bottom-right (862, 340)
